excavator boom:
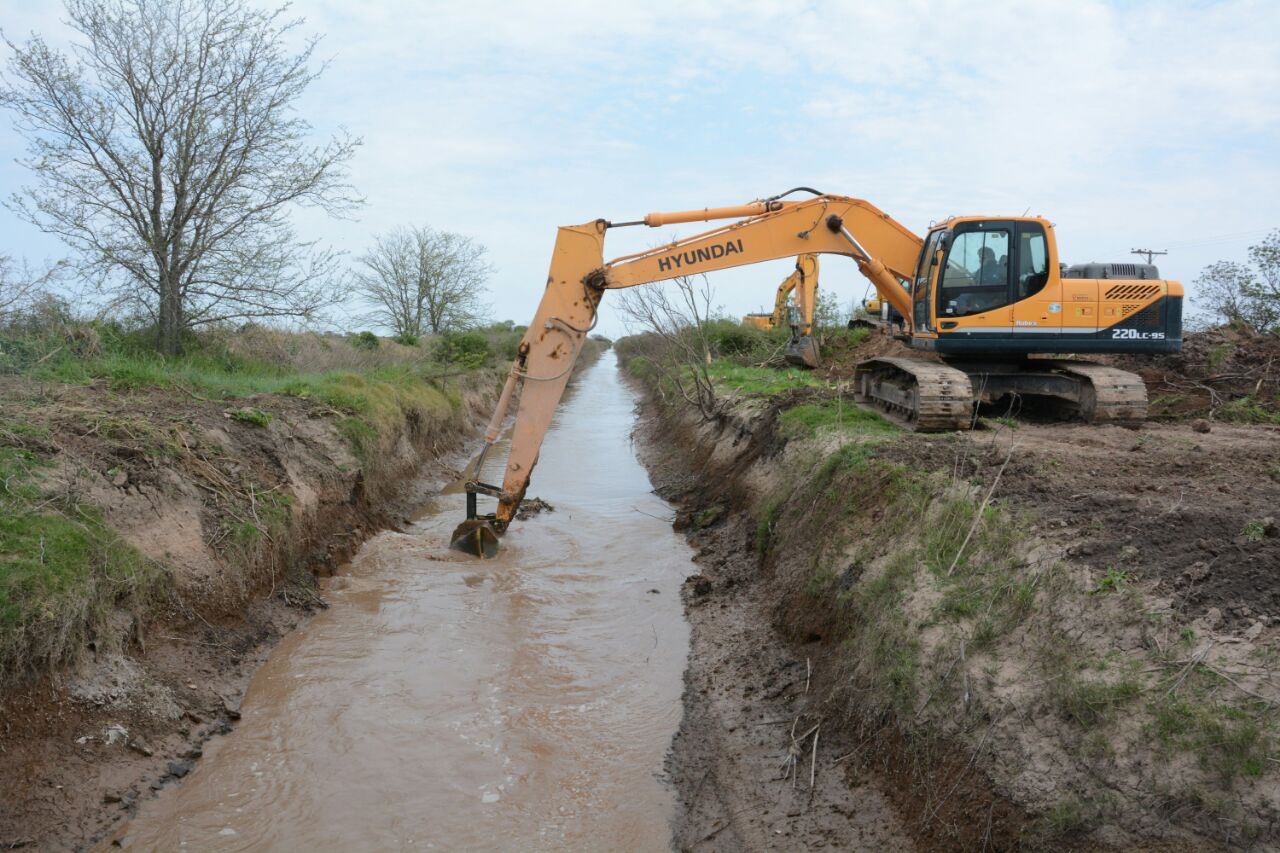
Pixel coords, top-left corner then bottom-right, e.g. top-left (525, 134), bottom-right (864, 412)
top-left (451, 195), bottom-right (922, 555)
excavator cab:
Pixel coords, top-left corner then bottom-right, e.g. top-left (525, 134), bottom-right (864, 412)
top-left (906, 217), bottom-right (1182, 355)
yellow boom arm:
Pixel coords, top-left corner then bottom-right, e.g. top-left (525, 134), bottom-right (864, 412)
top-left (452, 194), bottom-right (920, 554)
top-left (743, 254), bottom-right (819, 332)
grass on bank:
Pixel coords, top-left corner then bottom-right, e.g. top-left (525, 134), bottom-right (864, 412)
top-left (620, 319), bottom-right (1280, 844)
top-left (0, 445), bottom-right (167, 684)
top-left (777, 399), bottom-right (895, 438)
top-left (706, 361), bottom-right (824, 397)
top-left (0, 320), bottom-right (522, 685)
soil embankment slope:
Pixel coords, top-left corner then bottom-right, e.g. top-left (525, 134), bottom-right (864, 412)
top-left (0, 338), bottom-right (605, 850)
top-left (628, 329), bottom-right (1280, 851)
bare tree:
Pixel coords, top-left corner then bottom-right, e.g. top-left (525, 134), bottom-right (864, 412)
top-left (0, 255), bottom-right (61, 322)
top-left (0, 0), bottom-right (360, 354)
top-left (354, 226), bottom-right (492, 339)
top-left (616, 274), bottom-right (721, 421)
top-left (1195, 230), bottom-right (1280, 333)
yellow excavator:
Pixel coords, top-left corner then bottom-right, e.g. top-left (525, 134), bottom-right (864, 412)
top-left (451, 189), bottom-right (1183, 556)
top-left (741, 254), bottom-right (822, 366)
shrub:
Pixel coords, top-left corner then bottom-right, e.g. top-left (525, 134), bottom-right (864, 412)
top-left (434, 330), bottom-right (490, 367)
top-left (351, 331), bottom-right (380, 351)
top-left (703, 319), bottom-right (782, 360)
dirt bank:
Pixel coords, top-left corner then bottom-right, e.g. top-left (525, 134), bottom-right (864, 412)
top-left (0, 342), bottom-right (605, 851)
top-left (0, 375), bottom-right (496, 849)
top-left (629, 335), bottom-right (1280, 851)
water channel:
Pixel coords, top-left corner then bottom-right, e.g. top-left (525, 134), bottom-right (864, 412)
top-left (113, 352), bottom-right (693, 851)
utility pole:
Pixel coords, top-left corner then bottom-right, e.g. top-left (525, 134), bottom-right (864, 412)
top-left (1130, 248), bottom-right (1168, 265)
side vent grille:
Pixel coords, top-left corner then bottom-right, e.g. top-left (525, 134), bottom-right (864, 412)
top-left (1106, 283), bottom-right (1161, 301)
top-left (1120, 303), bottom-right (1140, 316)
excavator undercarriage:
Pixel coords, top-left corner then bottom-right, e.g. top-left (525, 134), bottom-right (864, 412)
top-left (853, 357), bottom-right (1149, 431)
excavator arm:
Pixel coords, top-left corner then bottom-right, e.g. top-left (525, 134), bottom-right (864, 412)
top-left (742, 261), bottom-right (800, 330)
top-left (451, 194), bottom-right (921, 557)
top-left (744, 253), bottom-right (816, 330)
top-left (742, 254), bottom-right (823, 364)
top-left (783, 254), bottom-right (822, 367)
top-left (787, 254), bottom-right (820, 335)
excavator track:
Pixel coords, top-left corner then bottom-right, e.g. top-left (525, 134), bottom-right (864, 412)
top-left (853, 357), bottom-right (975, 432)
top-left (1040, 360), bottom-right (1149, 424)
top-left (853, 357), bottom-right (1149, 431)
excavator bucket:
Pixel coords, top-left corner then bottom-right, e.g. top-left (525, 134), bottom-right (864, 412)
top-left (450, 518), bottom-right (500, 558)
top-left (784, 333), bottom-right (821, 368)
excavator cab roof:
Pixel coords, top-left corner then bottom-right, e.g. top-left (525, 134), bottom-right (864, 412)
top-left (929, 215), bottom-right (1054, 232)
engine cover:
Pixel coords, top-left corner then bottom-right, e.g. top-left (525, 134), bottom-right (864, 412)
top-left (1063, 262), bottom-right (1160, 280)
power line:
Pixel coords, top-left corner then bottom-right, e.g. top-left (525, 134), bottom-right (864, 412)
top-left (1163, 228), bottom-right (1273, 249)
top-left (1131, 248), bottom-right (1168, 265)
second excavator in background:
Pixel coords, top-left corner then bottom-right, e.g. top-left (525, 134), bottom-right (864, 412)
top-left (740, 254), bottom-right (822, 367)
top-left (451, 189), bottom-right (1183, 556)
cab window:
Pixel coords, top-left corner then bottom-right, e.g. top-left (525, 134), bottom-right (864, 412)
top-left (1016, 224), bottom-right (1049, 299)
top-left (940, 227), bottom-right (1011, 317)
top-left (914, 231), bottom-right (942, 294)
top-left (912, 230), bottom-right (943, 331)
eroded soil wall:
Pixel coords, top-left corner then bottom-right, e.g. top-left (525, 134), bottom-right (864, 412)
top-left (632, 359), bottom-right (1280, 851)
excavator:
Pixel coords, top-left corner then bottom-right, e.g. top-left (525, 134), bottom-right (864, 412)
top-left (451, 189), bottom-right (1183, 557)
top-left (741, 254), bottom-right (822, 366)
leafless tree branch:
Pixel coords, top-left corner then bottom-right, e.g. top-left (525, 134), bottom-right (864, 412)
top-left (0, 0), bottom-right (361, 353)
top-left (354, 225), bottom-right (492, 338)
top-left (617, 274), bottom-right (722, 421)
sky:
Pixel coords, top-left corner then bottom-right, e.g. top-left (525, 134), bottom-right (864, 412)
top-left (0, 0), bottom-right (1278, 337)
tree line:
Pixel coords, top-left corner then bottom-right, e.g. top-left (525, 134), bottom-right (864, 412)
top-left (0, 0), bottom-right (494, 354)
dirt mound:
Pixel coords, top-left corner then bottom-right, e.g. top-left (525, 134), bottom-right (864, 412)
top-left (882, 421), bottom-right (1280, 628)
top-left (816, 325), bottom-right (932, 383)
top-left (1108, 325), bottom-right (1280, 421)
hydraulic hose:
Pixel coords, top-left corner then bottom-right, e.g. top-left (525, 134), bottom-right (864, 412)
top-left (765, 186), bottom-right (826, 202)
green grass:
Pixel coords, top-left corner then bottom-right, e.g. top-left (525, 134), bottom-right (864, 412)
top-left (225, 487), bottom-right (293, 555)
top-left (705, 360), bottom-right (825, 396)
top-left (918, 491), bottom-right (1036, 651)
top-left (777, 399), bottom-right (895, 439)
top-left (1092, 566), bottom-right (1133, 594)
top-left (1147, 664), bottom-right (1276, 785)
top-left (336, 416), bottom-right (379, 461)
top-left (30, 330), bottom-right (468, 439)
top-left (1217, 394), bottom-right (1280, 425)
top-left (0, 418), bottom-right (50, 441)
top-left (693, 504), bottom-right (724, 530)
top-left (1207, 341), bottom-right (1235, 371)
top-left (766, 441), bottom-right (927, 719)
top-left (755, 496), bottom-right (785, 557)
top-left (1057, 676), bottom-right (1143, 727)
top-left (0, 447), bottom-right (167, 683)
top-left (231, 407), bottom-right (272, 427)
top-left (841, 550), bottom-right (921, 716)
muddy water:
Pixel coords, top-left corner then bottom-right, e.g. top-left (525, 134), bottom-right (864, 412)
top-left (113, 353), bottom-right (692, 851)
